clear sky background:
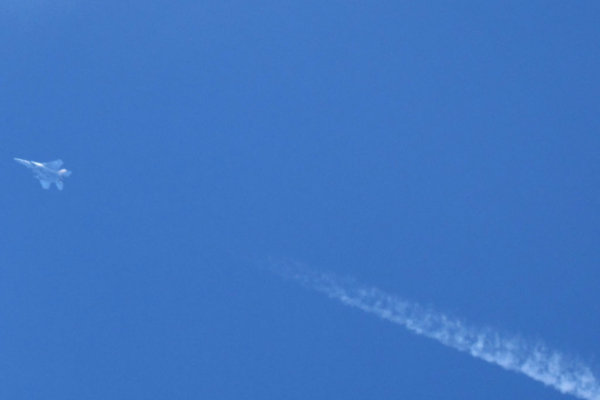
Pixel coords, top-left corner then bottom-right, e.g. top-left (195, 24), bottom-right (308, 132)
top-left (1, 2), bottom-right (599, 399)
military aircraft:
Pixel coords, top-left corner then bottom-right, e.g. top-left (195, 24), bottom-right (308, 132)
top-left (14, 158), bottom-right (72, 190)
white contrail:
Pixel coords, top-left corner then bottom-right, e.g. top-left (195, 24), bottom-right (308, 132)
top-left (271, 260), bottom-right (600, 400)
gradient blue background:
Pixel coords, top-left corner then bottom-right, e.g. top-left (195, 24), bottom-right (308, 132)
top-left (1, 2), bottom-right (599, 399)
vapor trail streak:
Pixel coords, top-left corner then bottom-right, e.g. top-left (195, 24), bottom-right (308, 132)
top-left (273, 261), bottom-right (600, 400)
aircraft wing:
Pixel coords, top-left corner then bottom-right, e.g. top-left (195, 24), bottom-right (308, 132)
top-left (39, 180), bottom-right (51, 189)
top-left (44, 159), bottom-right (63, 170)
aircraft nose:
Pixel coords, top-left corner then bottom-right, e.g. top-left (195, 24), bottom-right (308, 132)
top-left (14, 158), bottom-right (30, 166)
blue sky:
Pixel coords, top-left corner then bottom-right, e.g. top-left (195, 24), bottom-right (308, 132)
top-left (1, 2), bottom-right (599, 399)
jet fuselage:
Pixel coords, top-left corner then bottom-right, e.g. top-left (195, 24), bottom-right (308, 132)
top-left (14, 158), bottom-right (72, 190)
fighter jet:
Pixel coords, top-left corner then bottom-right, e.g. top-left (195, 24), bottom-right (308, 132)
top-left (14, 158), bottom-right (72, 190)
